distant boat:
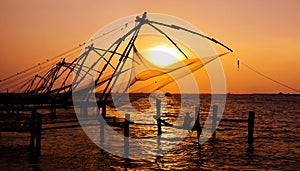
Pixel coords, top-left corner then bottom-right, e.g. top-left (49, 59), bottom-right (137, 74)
top-left (165, 92), bottom-right (171, 96)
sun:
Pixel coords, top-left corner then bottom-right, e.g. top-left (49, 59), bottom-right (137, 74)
top-left (142, 44), bottom-right (186, 67)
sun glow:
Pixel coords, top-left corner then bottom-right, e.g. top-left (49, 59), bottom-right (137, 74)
top-left (143, 45), bottom-right (186, 67)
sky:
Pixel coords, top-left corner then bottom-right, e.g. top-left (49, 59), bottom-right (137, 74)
top-left (0, 0), bottom-right (299, 94)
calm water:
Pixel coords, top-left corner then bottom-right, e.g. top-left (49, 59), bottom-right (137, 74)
top-left (1, 94), bottom-right (299, 170)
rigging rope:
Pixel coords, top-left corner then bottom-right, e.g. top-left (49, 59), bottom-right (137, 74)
top-left (232, 54), bottom-right (300, 93)
top-left (0, 46), bottom-right (82, 83)
top-left (0, 19), bottom-right (135, 85)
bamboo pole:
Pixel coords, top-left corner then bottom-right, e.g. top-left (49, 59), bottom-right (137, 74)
top-left (124, 114), bottom-right (130, 158)
top-left (212, 105), bottom-right (218, 140)
top-left (36, 113), bottom-right (42, 156)
top-left (102, 102), bottom-right (106, 118)
top-left (247, 111), bottom-right (255, 151)
top-left (156, 99), bottom-right (162, 136)
top-left (29, 110), bottom-right (36, 155)
top-left (195, 106), bottom-right (201, 144)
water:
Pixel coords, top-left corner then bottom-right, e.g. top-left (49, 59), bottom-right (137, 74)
top-left (1, 94), bottom-right (299, 170)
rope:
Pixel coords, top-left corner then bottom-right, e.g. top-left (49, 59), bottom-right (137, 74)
top-left (0, 48), bottom-right (82, 92)
top-left (0, 19), bottom-right (135, 85)
top-left (0, 46), bottom-right (83, 83)
top-left (232, 54), bottom-right (300, 93)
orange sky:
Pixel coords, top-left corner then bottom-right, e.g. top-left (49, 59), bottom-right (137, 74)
top-left (0, 0), bottom-right (299, 93)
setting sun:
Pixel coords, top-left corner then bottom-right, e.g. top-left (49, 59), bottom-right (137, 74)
top-left (142, 45), bottom-right (186, 67)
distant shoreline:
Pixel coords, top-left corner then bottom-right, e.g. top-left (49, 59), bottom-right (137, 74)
top-left (0, 92), bottom-right (299, 96)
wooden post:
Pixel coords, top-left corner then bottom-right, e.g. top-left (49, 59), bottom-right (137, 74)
top-left (29, 110), bottom-right (37, 155)
top-left (50, 103), bottom-right (53, 118)
top-left (36, 113), bottom-right (42, 156)
top-left (248, 111), bottom-right (255, 151)
top-left (195, 106), bottom-right (201, 144)
top-left (50, 102), bottom-right (56, 119)
top-left (124, 114), bottom-right (130, 158)
top-left (79, 106), bottom-right (83, 117)
top-left (83, 105), bottom-right (88, 118)
top-left (156, 99), bottom-right (162, 136)
top-left (54, 102), bottom-right (56, 115)
top-left (11, 104), bottom-right (14, 114)
top-left (124, 158), bottom-right (129, 170)
top-left (212, 105), bottom-right (218, 140)
top-left (102, 102), bottom-right (106, 118)
top-left (100, 119), bottom-right (104, 146)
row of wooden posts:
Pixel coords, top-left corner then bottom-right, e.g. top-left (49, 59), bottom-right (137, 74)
top-left (29, 98), bottom-right (255, 157)
top-left (29, 110), bottom-right (42, 156)
top-left (1, 103), bottom-right (54, 156)
top-left (112, 99), bottom-right (255, 157)
top-left (29, 101), bottom-right (57, 156)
